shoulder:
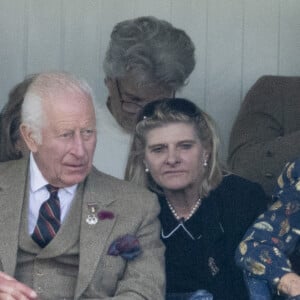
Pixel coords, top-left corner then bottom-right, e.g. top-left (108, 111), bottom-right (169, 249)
top-left (249, 75), bottom-right (300, 93)
top-left (0, 158), bottom-right (28, 181)
top-left (86, 167), bottom-right (159, 211)
top-left (89, 167), bottom-right (150, 192)
top-left (217, 173), bottom-right (266, 195)
top-left (212, 174), bottom-right (268, 218)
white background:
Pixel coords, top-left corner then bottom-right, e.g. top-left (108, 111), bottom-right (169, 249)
top-left (1, 0), bottom-right (300, 159)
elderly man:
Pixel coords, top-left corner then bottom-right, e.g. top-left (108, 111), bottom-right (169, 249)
top-left (0, 72), bottom-right (165, 300)
top-left (93, 16), bottom-right (195, 178)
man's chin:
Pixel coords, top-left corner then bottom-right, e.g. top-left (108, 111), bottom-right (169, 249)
top-left (119, 114), bottom-right (137, 132)
top-left (61, 175), bottom-right (87, 187)
top-left (60, 168), bottom-right (90, 186)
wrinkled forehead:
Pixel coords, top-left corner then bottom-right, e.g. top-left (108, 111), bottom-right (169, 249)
top-left (41, 89), bottom-right (95, 123)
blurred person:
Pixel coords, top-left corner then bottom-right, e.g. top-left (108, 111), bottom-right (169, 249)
top-left (228, 75), bottom-right (300, 199)
top-left (236, 159), bottom-right (300, 300)
top-left (94, 16), bottom-right (195, 178)
top-left (0, 74), bottom-right (36, 162)
top-left (125, 98), bottom-right (268, 300)
top-left (0, 71), bottom-right (165, 300)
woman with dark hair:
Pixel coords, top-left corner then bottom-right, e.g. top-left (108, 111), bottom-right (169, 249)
top-left (125, 98), bottom-right (268, 300)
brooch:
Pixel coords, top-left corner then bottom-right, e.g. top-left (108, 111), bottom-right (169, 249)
top-left (86, 203), bottom-right (115, 225)
top-left (208, 257), bottom-right (219, 276)
top-left (86, 202), bottom-right (98, 225)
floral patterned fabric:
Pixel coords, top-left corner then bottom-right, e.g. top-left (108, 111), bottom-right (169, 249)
top-left (235, 159), bottom-right (300, 289)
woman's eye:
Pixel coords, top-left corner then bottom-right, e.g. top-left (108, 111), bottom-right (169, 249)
top-left (152, 147), bottom-right (162, 153)
top-left (151, 145), bottom-right (166, 153)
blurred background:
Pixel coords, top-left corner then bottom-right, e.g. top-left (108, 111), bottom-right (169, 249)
top-left (0, 0), bottom-right (299, 158)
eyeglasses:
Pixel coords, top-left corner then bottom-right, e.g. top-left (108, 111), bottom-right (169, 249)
top-left (115, 79), bottom-right (174, 111)
top-left (139, 98), bottom-right (201, 122)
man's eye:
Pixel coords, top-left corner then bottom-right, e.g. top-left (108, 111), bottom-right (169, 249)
top-left (180, 143), bottom-right (193, 149)
top-left (60, 132), bottom-right (73, 138)
top-left (81, 129), bottom-right (95, 137)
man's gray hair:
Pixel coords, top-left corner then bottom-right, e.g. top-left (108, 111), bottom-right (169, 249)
top-left (21, 71), bottom-right (94, 144)
top-left (103, 16), bottom-right (195, 92)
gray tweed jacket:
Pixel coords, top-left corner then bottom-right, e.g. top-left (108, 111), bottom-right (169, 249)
top-left (0, 158), bottom-right (165, 299)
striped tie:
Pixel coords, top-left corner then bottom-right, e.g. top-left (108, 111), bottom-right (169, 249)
top-left (32, 184), bottom-right (61, 248)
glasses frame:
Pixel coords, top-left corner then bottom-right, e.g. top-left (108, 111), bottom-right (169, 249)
top-left (115, 79), bottom-right (175, 110)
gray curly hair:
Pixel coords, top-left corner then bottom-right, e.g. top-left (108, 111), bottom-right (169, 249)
top-left (103, 16), bottom-right (195, 92)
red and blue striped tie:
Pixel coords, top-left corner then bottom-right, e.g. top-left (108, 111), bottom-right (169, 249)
top-left (32, 184), bottom-right (61, 248)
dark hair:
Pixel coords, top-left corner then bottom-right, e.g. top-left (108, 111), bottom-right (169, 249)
top-left (0, 74), bottom-right (36, 162)
top-left (125, 98), bottom-right (224, 197)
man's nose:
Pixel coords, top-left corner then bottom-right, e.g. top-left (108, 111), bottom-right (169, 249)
top-left (71, 134), bottom-right (86, 157)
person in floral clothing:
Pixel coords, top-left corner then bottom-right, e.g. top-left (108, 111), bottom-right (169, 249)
top-left (236, 159), bottom-right (300, 299)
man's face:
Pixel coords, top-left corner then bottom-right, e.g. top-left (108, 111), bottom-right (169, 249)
top-left (106, 75), bottom-right (173, 132)
top-left (24, 90), bottom-right (97, 188)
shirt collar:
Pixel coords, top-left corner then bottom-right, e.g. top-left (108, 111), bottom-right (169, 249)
top-left (29, 152), bottom-right (77, 195)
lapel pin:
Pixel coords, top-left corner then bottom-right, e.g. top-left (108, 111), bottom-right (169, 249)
top-left (86, 202), bottom-right (98, 225)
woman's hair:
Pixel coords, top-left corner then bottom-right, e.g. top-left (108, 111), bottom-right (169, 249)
top-left (0, 74), bottom-right (37, 162)
top-left (22, 71), bottom-right (94, 145)
top-left (103, 16), bottom-right (195, 92)
top-left (125, 98), bottom-right (224, 197)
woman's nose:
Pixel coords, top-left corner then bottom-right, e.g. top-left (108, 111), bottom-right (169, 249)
top-left (166, 148), bottom-right (180, 165)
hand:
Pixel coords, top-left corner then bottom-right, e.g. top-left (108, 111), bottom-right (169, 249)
top-left (278, 272), bottom-right (300, 297)
top-left (0, 272), bottom-right (38, 300)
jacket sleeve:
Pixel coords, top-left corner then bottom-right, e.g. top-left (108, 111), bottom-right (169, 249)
top-left (227, 76), bottom-right (300, 196)
top-left (112, 192), bottom-right (165, 299)
top-left (235, 196), bottom-right (300, 288)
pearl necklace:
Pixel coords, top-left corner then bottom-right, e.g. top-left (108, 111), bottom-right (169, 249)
top-left (166, 197), bottom-right (202, 221)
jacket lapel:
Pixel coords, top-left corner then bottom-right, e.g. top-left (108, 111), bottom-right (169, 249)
top-left (0, 159), bottom-right (28, 275)
top-left (75, 169), bottom-right (117, 299)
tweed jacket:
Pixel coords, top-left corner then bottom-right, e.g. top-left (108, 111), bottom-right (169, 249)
top-left (0, 158), bottom-right (165, 299)
top-left (228, 75), bottom-right (300, 197)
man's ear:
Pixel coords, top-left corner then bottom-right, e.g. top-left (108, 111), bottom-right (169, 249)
top-left (20, 124), bottom-right (39, 153)
top-left (104, 77), bottom-right (114, 90)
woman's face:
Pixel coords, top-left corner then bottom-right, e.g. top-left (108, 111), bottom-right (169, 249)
top-left (144, 122), bottom-right (209, 193)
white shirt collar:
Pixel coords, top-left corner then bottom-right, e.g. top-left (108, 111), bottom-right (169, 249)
top-left (29, 152), bottom-right (77, 195)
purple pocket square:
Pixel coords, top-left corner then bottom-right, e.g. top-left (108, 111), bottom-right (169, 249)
top-left (108, 234), bottom-right (141, 261)
top-left (98, 210), bottom-right (114, 220)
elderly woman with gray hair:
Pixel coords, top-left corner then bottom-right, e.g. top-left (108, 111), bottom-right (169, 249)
top-left (125, 98), bottom-right (268, 300)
